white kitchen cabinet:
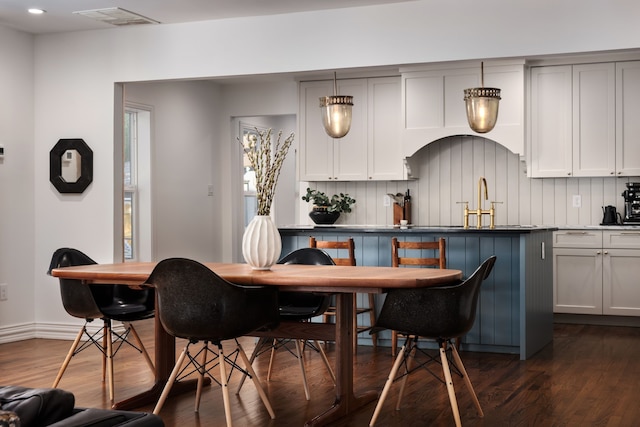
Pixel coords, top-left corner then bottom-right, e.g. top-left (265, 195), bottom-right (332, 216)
top-left (553, 230), bottom-right (603, 314)
top-left (572, 63), bottom-right (616, 177)
top-left (616, 61), bottom-right (640, 176)
top-left (530, 62), bottom-right (627, 178)
top-left (298, 79), bottom-right (367, 181)
top-left (367, 77), bottom-right (405, 180)
top-left (400, 61), bottom-right (525, 157)
top-left (530, 65), bottom-right (573, 177)
top-left (602, 230), bottom-right (640, 316)
top-left (554, 229), bottom-right (640, 316)
top-left (298, 77), bottom-right (407, 181)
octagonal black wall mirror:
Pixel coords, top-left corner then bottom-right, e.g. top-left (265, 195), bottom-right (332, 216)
top-left (50, 138), bottom-right (93, 193)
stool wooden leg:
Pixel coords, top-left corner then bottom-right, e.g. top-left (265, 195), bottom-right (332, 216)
top-left (368, 294), bottom-right (377, 349)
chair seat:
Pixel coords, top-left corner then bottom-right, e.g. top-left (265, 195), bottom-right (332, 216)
top-left (99, 302), bottom-right (154, 322)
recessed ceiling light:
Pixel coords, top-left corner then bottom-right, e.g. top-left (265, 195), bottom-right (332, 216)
top-left (28, 8), bottom-right (46, 15)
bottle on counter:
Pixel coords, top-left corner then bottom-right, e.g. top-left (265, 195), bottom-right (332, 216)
top-left (403, 190), bottom-right (411, 225)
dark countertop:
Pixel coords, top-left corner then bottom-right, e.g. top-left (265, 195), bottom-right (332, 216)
top-left (279, 225), bottom-right (558, 234)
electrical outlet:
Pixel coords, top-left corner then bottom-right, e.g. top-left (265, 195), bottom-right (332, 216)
top-left (0, 284), bottom-right (7, 301)
top-left (383, 195), bottom-right (391, 207)
top-left (207, 185), bottom-right (214, 196)
top-left (572, 195), bottom-right (582, 208)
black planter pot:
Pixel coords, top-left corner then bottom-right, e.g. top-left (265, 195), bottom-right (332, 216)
top-left (309, 207), bottom-right (340, 225)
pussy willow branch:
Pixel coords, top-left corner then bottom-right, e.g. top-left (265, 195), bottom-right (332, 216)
top-left (241, 128), bottom-right (294, 216)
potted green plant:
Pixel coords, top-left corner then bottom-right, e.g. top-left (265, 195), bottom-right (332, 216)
top-left (302, 187), bottom-right (356, 225)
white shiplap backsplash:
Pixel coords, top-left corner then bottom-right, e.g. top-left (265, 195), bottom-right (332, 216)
top-left (301, 136), bottom-right (638, 227)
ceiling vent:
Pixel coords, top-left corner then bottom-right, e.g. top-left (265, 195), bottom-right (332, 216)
top-left (73, 7), bottom-right (160, 27)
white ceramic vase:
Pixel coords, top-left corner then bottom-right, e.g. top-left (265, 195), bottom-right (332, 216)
top-left (242, 215), bottom-right (282, 270)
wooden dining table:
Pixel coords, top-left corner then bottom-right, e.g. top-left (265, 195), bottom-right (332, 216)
top-left (51, 261), bottom-right (462, 426)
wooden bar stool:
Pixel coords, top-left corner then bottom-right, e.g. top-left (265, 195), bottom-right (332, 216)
top-left (309, 237), bottom-right (378, 351)
top-left (390, 237), bottom-right (447, 356)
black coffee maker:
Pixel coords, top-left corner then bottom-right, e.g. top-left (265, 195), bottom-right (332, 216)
top-left (622, 182), bottom-right (640, 223)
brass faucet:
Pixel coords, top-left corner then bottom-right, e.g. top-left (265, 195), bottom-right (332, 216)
top-left (462, 177), bottom-right (497, 229)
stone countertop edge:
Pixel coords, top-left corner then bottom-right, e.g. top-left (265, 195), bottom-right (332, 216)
top-left (278, 225), bottom-right (560, 233)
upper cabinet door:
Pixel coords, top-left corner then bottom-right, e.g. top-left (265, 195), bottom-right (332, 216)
top-left (367, 76), bottom-right (404, 180)
top-left (572, 63), bottom-right (616, 177)
top-left (530, 65), bottom-right (573, 177)
top-left (616, 61), bottom-right (640, 176)
top-left (298, 80), bottom-right (335, 181)
top-left (332, 79), bottom-right (368, 181)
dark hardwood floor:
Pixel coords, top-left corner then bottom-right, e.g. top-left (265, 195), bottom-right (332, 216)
top-left (2, 321), bottom-right (640, 426)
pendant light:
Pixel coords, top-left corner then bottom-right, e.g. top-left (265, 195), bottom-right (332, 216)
top-left (464, 62), bottom-right (501, 133)
top-left (320, 72), bottom-right (353, 138)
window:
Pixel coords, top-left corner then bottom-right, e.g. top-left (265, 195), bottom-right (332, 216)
top-left (123, 109), bottom-right (138, 260)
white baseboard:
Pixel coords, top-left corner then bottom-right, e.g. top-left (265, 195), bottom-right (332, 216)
top-left (0, 321), bottom-right (127, 344)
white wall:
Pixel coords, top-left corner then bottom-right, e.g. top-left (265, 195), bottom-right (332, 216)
top-left (3, 0), bottom-right (640, 340)
top-left (124, 81), bottom-right (222, 263)
top-left (0, 26), bottom-right (35, 339)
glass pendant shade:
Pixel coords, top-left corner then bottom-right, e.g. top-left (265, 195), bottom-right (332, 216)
top-left (464, 62), bottom-right (501, 134)
top-left (320, 72), bottom-right (353, 138)
top-left (464, 87), bottom-right (501, 133)
top-left (320, 95), bottom-right (353, 138)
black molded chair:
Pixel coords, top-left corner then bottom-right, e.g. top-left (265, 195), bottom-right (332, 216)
top-left (237, 248), bottom-right (336, 400)
top-left (47, 248), bottom-right (155, 404)
top-left (145, 258), bottom-right (279, 426)
top-left (369, 256), bottom-right (497, 427)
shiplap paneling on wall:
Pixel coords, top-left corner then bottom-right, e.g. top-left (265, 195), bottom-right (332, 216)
top-left (305, 136), bottom-right (639, 227)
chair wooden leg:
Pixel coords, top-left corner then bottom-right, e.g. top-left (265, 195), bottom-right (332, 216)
top-left (369, 342), bottom-right (410, 426)
top-left (266, 338), bottom-right (277, 381)
top-left (236, 337), bottom-right (267, 394)
top-left (295, 339), bottom-right (311, 400)
top-left (368, 294), bottom-right (377, 350)
top-left (236, 341), bottom-right (276, 419)
top-left (395, 339), bottom-right (417, 410)
top-left (105, 323), bottom-right (115, 404)
top-left (102, 322), bottom-right (108, 382)
top-left (439, 343), bottom-right (462, 427)
top-left (153, 347), bottom-right (188, 414)
top-left (451, 344), bottom-right (483, 417)
top-left (52, 326), bottom-right (85, 387)
top-left (391, 331), bottom-right (398, 357)
top-left (218, 344), bottom-right (233, 427)
top-left (195, 343), bottom-right (209, 412)
top-left (315, 340), bottom-right (336, 385)
top-left (128, 323), bottom-right (155, 373)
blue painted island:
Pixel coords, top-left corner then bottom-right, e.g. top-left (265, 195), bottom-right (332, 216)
top-left (278, 225), bottom-right (556, 360)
